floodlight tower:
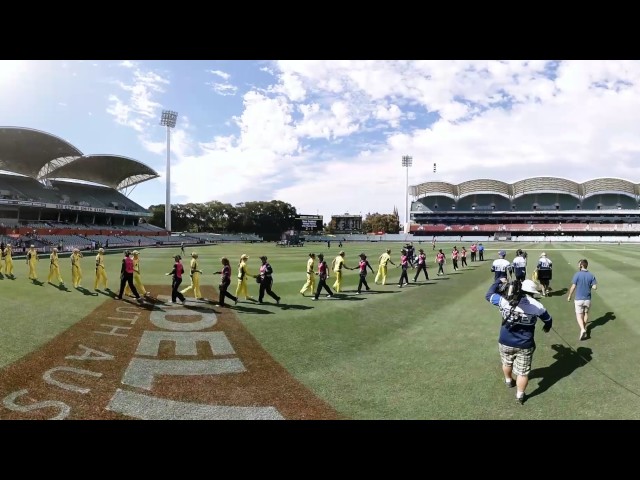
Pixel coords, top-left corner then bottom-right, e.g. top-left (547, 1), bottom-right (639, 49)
top-left (160, 110), bottom-right (178, 232)
top-left (402, 155), bottom-right (413, 233)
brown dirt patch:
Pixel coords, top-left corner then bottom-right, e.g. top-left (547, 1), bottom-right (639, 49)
top-left (0, 286), bottom-right (343, 420)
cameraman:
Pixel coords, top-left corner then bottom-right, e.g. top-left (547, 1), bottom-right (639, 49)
top-left (485, 278), bottom-right (553, 405)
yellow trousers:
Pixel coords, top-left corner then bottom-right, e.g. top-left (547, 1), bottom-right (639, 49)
top-left (125, 272), bottom-right (147, 296)
top-left (300, 273), bottom-right (316, 294)
top-left (48, 264), bottom-right (64, 284)
top-left (28, 262), bottom-right (38, 280)
top-left (374, 265), bottom-right (388, 285)
top-left (4, 259), bottom-right (13, 276)
top-left (94, 266), bottom-right (108, 289)
top-left (236, 278), bottom-right (250, 299)
top-left (72, 266), bottom-right (82, 288)
top-left (181, 272), bottom-right (201, 298)
top-left (333, 271), bottom-right (343, 292)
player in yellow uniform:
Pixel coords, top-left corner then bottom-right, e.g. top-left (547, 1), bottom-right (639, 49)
top-left (299, 253), bottom-right (316, 296)
top-left (48, 247), bottom-right (64, 285)
top-left (181, 252), bottom-right (204, 299)
top-left (331, 251), bottom-right (352, 293)
top-left (27, 245), bottom-right (39, 281)
top-left (71, 248), bottom-right (83, 288)
top-left (125, 250), bottom-right (150, 298)
top-left (374, 249), bottom-right (396, 285)
top-left (0, 242), bottom-right (5, 274)
top-left (4, 244), bottom-right (14, 277)
top-left (235, 253), bottom-right (252, 301)
top-left (94, 247), bottom-right (108, 290)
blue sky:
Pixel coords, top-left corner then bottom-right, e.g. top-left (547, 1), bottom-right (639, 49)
top-left (2, 60), bottom-right (640, 225)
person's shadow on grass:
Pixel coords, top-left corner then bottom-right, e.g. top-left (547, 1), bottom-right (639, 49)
top-left (526, 344), bottom-right (593, 401)
top-left (546, 287), bottom-right (568, 297)
top-left (587, 311), bottom-right (615, 336)
top-left (76, 286), bottom-right (99, 296)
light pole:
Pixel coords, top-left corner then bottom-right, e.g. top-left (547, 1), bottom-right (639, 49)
top-left (402, 155), bottom-right (413, 233)
top-left (160, 110), bottom-right (178, 232)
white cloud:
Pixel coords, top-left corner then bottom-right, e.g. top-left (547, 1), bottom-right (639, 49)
top-left (209, 82), bottom-right (238, 96)
top-left (208, 69), bottom-right (230, 80)
top-left (106, 65), bottom-right (169, 133)
top-left (206, 69), bottom-right (237, 96)
top-left (123, 60), bottom-right (640, 226)
top-left (120, 61), bottom-right (135, 68)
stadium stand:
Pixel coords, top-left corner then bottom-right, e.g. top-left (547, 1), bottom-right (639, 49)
top-left (408, 176), bottom-right (640, 242)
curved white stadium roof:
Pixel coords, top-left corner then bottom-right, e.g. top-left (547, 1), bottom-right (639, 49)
top-left (43, 155), bottom-right (159, 190)
top-left (413, 176), bottom-right (638, 199)
top-left (0, 127), bottom-right (83, 178)
top-left (458, 179), bottom-right (510, 198)
top-left (0, 127), bottom-right (158, 189)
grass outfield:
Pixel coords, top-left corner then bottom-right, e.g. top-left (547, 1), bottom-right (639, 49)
top-left (1, 241), bottom-right (639, 419)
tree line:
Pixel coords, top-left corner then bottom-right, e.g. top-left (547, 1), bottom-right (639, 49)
top-left (146, 201), bottom-right (400, 239)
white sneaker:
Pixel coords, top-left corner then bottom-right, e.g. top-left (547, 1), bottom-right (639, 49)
top-left (326, 294), bottom-right (332, 298)
top-left (181, 300), bottom-right (186, 305)
top-left (311, 298), bottom-right (318, 301)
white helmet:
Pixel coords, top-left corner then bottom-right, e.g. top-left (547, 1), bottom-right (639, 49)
top-left (541, 252), bottom-right (546, 257)
top-left (521, 279), bottom-right (539, 295)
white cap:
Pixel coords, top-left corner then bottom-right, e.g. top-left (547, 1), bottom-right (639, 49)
top-left (521, 279), bottom-right (539, 294)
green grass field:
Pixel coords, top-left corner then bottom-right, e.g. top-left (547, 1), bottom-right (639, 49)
top-left (1, 241), bottom-right (638, 419)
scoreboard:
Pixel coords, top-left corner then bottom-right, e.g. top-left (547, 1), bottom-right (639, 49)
top-left (294, 215), bottom-right (323, 232)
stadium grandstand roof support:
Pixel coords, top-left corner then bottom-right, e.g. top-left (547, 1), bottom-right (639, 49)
top-left (0, 127), bottom-right (83, 178)
top-left (0, 127), bottom-right (158, 191)
top-left (410, 176), bottom-right (640, 201)
top-left (512, 176), bottom-right (581, 198)
top-left (411, 181), bottom-right (457, 199)
top-left (41, 154), bottom-right (159, 190)
top-left (582, 177), bottom-right (637, 198)
top-left (458, 179), bottom-right (510, 198)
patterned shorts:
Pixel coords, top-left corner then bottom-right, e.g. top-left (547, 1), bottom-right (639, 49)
top-left (498, 343), bottom-right (536, 376)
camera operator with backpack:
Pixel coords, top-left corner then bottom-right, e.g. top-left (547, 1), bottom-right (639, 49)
top-left (485, 277), bottom-right (553, 405)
